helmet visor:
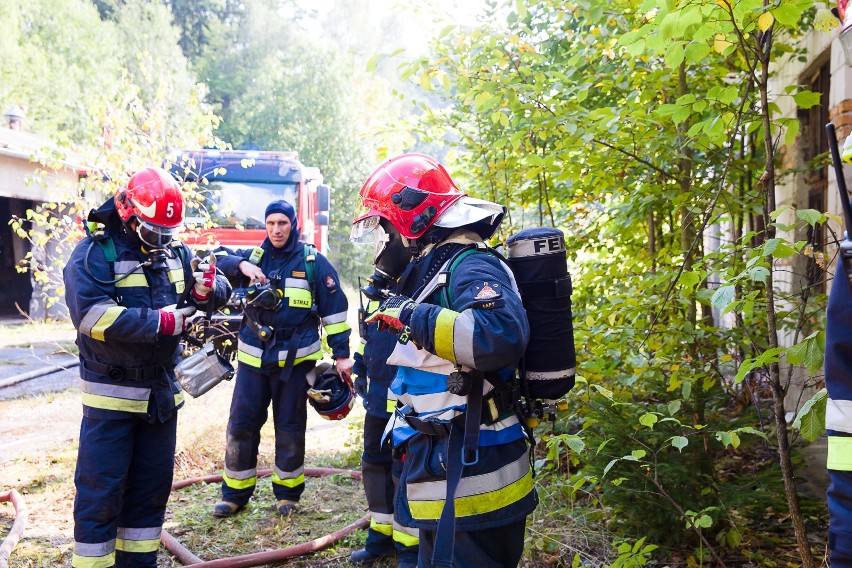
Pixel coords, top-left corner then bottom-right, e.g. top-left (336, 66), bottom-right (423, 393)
top-left (137, 219), bottom-right (180, 249)
top-left (350, 214), bottom-right (380, 244)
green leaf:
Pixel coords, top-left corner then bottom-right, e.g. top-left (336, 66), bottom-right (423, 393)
top-left (785, 118), bottom-right (801, 147)
top-left (711, 285), bottom-right (735, 310)
top-left (639, 413), bottom-right (658, 429)
top-left (792, 388), bottom-right (828, 443)
top-left (796, 208), bottom-right (825, 226)
top-left (671, 436), bottom-right (689, 451)
top-left (786, 331), bottom-right (825, 374)
top-left (793, 90), bottom-right (822, 109)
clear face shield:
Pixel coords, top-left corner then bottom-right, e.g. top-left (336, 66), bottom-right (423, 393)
top-left (136, 218), bottom-right (180, 249)
top-left (350, 215), bottom-right (413, 300)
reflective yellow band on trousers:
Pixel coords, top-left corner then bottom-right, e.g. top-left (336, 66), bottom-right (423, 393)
top-left (115, 538), bottom-right (160, 553)
top-left (393, 528), bottom-right (420, 547)
top-left (407, 469), bottom-right (534, 520)
top-left (272, 472), bottom-right (305, 488)
top-left (223, 473), bottom-right (257, 490)
top-left (81, 393), bottom-right (149, 413)
top-left (370, 517), bottom-right (393, 535)
top-left (72, 552), bottom-right (115, 568)
top-left (828, 436), bottom-right (852, 471)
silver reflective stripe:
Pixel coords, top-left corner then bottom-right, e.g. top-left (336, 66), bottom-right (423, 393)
top-left (388, 340), bottom-right (455, 374)
top-left (224, 466), bottom-right (256, 480)
top-left (397, 390), bottom-right (467, 413)
top-left (453, 311), bottom-right (476, 367)
top-left (392, 518), bottom-right (419, 538)
top-left (79, 302), bottom-right (118, 336)
top-left (407, 450), bottom-right (529, 502)
top-left (371, 511), bottom-right (393, 524)
top-left (322, 310), bottom-right (348, 325)
top-left (507, 234), bottom-right (566, 257)
top-left (827, 398), bottom-right (852, 434)
top-left (81, 380), bottom-right (150, 401)
top-left (237, 339), bottom-right (263, 359)
top-left (526, 368), bottom-right (576, 380)
top-left (114, 261), bottom-right (144, 274)
top-left (116, 527), bottom-right (161, 541)
top-left (274, 465), bottom-right (304, 479)
top-left (277, 340), bottom-right (321, 361)
top-left (284, 278), bottom-right (310, 290)
top-left (165, 257), bottom-right (183, 271)
top-left (75, 539), bottom-right (116, 556)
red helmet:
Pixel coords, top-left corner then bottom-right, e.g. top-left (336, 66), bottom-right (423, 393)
top-left (115, 167), bottom-right (184, 248)
top-left (351, 153), bottom-right (465, 240)
top-left (307, 363), bottom-right (355, 421)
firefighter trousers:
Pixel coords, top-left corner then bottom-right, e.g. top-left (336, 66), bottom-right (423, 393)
top-left (417, 517), bottom-right (526, 568)
top-left (361, 413), bottom-right (418, 560)
top-left (221, 362), bottom-right (310, 506)
top-left (72, 414), bottom-right (177, 568)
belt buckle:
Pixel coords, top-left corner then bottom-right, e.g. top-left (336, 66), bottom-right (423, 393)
top-left (108, 367), bottom-right (125, 381)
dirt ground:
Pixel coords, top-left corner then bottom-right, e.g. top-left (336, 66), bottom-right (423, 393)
top-left (0, 323), bottom-right (366, 567)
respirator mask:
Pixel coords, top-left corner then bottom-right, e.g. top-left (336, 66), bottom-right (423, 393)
top-left (353, 218), bottom-right (413, 301)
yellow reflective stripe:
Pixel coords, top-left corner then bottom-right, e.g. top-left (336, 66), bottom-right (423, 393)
top-left (356, 340), bottom-right (365, 355)
top-left (223, 473), bottom-right (257, 490)
top-left (115, 274), bottom-right (149, 288)
top-left (115, 538), bottom-right (160, 553)
top-left (393, 528), bottom-right (420, 547)
top-left (408, 469), bottom-right (534, 520)
top-left (828, 436), bottom-right (852, 471)
top-left (90, 306), bottom-right (126, 342)
top-left (237, 350), bottom-right (262, 368)
top-left (292, 352), bottom-right (322, 366)
top-left (370, 517), bottom-right (393, 535)
top-left (386, 399), bottom-right (396, 413)
top-left (433, 308), bottom-right (459, 362)
top-left (72, 552), bottom-right (115, 568)
top-left (284, 288), bottom-right (313, 308)
top-left (81, 392), bottom-right (148, 413)
top-left (272, 472), bottom-right (305, 488)
top-left (324, 321), bottom-right (351, 335)
top-left (174, 391), bottom-right (185, 406)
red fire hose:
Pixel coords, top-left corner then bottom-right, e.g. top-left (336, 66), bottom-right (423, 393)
top-left (0, 489), bottom-right (28, 568)
top-left (162, 467), bottom-right (369, 567)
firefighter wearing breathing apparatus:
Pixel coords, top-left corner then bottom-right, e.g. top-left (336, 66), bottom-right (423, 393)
top-left (212, 199), bottom-right (353, 519)
top-left (64, 166), bottom-right (231, 568)
top-left (350, 289), bottom-right (419, 568)
top-left (351, 154), bottom-right (536, 568)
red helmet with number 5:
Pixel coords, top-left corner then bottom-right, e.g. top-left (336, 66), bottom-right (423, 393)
top-left (115, 166), bottom-right (184, 248)
top-left (351, 153), bottom-right (465, 241)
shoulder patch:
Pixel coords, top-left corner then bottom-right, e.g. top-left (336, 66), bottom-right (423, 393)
top-left (472, 281), bottom-right (504, 309)
top-left (474, 283), bottom-right (500, 300)
top-left (325, 275), bottom-right (336, 288)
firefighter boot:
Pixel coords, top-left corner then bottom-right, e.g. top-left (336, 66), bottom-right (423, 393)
top-left (213, 501), bottom-right (243, 518)
top-left (277, 500), bottom-right (298, 517)
top-left (349, 548), bottom-right (394, 565)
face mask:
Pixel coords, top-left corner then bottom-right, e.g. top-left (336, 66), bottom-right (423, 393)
top-left (136, 218), bottom-right (178, 249)
top-left (373, 220), bottom-right (412, 281)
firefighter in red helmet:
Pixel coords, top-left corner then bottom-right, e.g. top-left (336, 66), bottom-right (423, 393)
top-left (351, 154), bottom-right (536, 568)
top-left (64, 166), bottom-right (231, 568)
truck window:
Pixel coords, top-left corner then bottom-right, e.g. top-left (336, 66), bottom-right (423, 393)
top-left (186, 181), bottom-right (299, 229)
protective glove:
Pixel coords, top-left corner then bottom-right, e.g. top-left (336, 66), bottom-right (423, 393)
top-left (364, 295), bottom-right (417, 332)
top-left (158, 305), bottom-right (197, 336)
top-left (191, 255), bottom-right (217, 301)
top-left (353, 375), bottom-right (368, 398)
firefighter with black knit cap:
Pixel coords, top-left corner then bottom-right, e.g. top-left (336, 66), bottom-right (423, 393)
top-left (349, 292), bottom-right (419, 567)
top-left (212, 199), bottom-right (353, 518)
top-left (350, 154), bottom-right (536, 568)
top-left (64, 166), bottom-right (231, 568)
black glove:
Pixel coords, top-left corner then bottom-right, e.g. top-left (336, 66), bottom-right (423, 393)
top-left (354, 375), bottom-right (368, 398)
top-left (365, 295), bottom-right (417, 332)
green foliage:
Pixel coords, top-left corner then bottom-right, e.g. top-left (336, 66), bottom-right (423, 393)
top-left (404, 0), bottom-right (826, 561)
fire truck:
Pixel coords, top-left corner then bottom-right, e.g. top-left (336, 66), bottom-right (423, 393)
top-left (166, 149), bottom-right (330, 253)
top-left (165, 149), bottom-right (332, 356)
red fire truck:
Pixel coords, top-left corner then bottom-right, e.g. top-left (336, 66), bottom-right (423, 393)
top-left (167, 149), bottom-right (330, 253)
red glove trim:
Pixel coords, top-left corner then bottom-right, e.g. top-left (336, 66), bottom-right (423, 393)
top-left (158, 310), bottom-right (176, 336)
top-left (191, 288), bottom-right (210, 301)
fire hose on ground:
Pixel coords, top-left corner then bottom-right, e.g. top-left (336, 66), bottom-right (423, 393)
top-left (161, 467), bottom-right (369, 567)
top-left (0, 489), bottom-right (28, 568)
top-left (0, 468), bottom-right (367, 567)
